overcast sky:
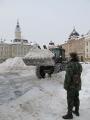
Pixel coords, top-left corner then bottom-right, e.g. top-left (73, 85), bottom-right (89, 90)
top-left (0, 0), bottom-right (90, 46)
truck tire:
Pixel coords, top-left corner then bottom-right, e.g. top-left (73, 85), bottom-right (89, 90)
top-left (36, 66), bottom-right (45, 79)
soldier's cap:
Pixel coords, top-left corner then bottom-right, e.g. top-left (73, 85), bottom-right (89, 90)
top-left (70, 52), bottom-right (78, 59)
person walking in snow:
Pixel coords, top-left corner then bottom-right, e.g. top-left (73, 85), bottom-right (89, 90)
top-left (62, 52), bottom-right (82, 119)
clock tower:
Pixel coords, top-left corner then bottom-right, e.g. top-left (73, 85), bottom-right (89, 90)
top-left (15, 20), bottom-right (21, 39)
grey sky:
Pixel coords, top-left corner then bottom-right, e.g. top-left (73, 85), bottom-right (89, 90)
top-left (0, 0), bottom-right (90, 46)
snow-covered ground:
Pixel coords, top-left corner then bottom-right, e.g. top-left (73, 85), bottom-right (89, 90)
top-left (0, 58), bottom-right (90, 120)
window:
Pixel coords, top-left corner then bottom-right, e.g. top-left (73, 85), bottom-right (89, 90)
top-left (86, 42), bottom-right (88, 46)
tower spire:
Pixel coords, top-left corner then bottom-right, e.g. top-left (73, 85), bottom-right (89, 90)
top-left (17, 19), bottom-right (19, 26)
top-left (15, 20), bottom-right (21, 39)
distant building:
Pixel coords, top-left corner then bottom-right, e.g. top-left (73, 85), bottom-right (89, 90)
top-left (0, 21), bottom-right (32, 62)
top-left (61, 28), bottom-right (90, 61)
top-left (84, 30), bottom-right (90, 61)
top-left (0, 41), bottom-right (12, 61)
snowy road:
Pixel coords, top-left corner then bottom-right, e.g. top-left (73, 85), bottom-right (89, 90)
top-left (0, 60), bottom-right (90, 120)
top-left (0, 68), bottom-right (38, 104)
top-left (0, 67), bottom-right (64, 105)
top-left (0, 66), bottom-right (66, 120)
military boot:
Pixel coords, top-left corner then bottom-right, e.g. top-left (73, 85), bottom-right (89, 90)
top-left (62, 114), bottom-right (73, 119)
top-left (72, 110), bottom-right (79, 116)
top-left (73, 106), bottom-right (79, 116)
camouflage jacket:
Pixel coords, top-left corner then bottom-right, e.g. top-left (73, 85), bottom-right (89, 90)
top-left (64, 61), bottom-right (82, 91)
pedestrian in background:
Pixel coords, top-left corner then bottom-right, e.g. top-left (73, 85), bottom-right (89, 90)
top-left (62, 52), bottom-right (82, 119)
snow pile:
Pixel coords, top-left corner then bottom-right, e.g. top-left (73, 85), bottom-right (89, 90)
top-left (25, 47), bottom-right (54, 59)
top-left (0, 63), bottom-right (90, 120)
top-left (0, 57), bottom-right (27, 72)
top-left (80, 63), bottom-right (90, 98)
top-left (23, 48), bottom-right (55, 66)
top-left (0, 74), bottom-right (65, 120)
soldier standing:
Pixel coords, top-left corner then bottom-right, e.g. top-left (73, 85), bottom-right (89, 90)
top-left (62, 52), bottom-right (82, 119)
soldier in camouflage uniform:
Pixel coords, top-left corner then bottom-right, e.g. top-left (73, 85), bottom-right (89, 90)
top-left (62, 52), bottom-right (82, 119)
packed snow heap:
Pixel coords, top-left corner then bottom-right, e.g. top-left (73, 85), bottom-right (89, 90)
top-left (0, 54), bottom-right (90, 120)
top-left (23, 47), bottom-right (55, 66)
top-left (0, 57), bottom-right (28, 73)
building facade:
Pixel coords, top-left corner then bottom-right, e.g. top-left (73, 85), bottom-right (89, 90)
top-left (0, 21), bottom-right (32, 62)
top-left (84, 31), bottom-right (90, 61)
top-left (0, 42), bottom-right (12, 61)
top-left (61, 28), bottom-right (90, 61)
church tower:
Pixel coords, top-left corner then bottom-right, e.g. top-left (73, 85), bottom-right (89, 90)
top-left (15, 20), bottom-right (21, 39)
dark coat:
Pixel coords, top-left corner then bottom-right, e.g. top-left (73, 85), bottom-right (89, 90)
top-left (64, 61), bottom-right (82, 91)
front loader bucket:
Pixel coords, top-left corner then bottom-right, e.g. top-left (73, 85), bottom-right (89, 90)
top-left (23, 47), bottom-right (55, 66)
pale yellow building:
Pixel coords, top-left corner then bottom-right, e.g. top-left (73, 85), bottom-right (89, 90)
top-left (61, 28), bottom-right (85, 61)
top-left (84, 31), bottom-right (90, 61)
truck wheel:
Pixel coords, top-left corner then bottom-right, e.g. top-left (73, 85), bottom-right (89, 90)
top-left (36, 66), bottom-right (45, 79)
top-left (48, 66), bottom-right (54, 77)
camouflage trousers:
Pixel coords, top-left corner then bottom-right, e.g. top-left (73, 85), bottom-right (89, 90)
top-left (67, 89), bottom-right (80, 114)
